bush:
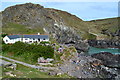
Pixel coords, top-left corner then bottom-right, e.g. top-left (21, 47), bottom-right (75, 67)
top-left (2, 44), bottom-right (11, 52)
top-left (2, 40), bottom-right (5, 44)
top-left (1, 33), bottom-right (8, 38)
top-left (2, 42), bottom-right (54, 62)
top-left (40, 41), bottom-right (50, 44)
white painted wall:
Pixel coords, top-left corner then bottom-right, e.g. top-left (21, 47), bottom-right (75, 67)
top-left (3, 36), bottom-right (22, 44)
top-left (3, 36), bottom-right (49, 44)
top-left (3, 36), bottom-right (12, 44)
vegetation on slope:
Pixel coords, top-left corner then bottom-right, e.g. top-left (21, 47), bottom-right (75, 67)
top-left (89, 17), bottom-right (120, 40)
top-left (48, 8), bottom-right (95, 39)
top-left (2, 63), bottom-right (70, 78)
top-left (2, 42), bottom-right (54, 64)
top-left (2, 22), bottom-right (44, 34)
top-left (90, 17), bottom-right (119, 33)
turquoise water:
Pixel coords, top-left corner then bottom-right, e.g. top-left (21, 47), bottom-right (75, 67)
top-left (88, 47), bottom-right (120, 55)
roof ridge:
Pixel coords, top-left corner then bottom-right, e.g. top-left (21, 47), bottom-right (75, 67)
top-left (7, 34), bottom-right (49, 39)
top-left (8, 34), bottom-right (49, 36)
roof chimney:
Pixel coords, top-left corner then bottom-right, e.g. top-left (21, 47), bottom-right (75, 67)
top-left (38, 33), bottom-right (40, 35)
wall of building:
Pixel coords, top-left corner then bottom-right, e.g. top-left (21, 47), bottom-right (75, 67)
top-left (3, 36), bottom-right (49, 44)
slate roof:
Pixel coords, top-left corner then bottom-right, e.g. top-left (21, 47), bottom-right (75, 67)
top-left (7, 35), bottom-right (21, 39)
top-left (7, 35), bottom-right (49, 39)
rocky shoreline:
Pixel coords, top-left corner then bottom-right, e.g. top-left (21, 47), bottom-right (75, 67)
top-left (91, 52), bottom-right (120, 79)
top-left (88, 40), bottom-right (120, 49)
top-left (50, 52), bottom-right (120, 79)
top-left (91, 52), bottom-right (120, 68)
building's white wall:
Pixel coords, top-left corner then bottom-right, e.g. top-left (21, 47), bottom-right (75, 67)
top-left (3, 36), bottom-right (22, 44)
top-left (3, 36), bottom-right (49, 44)
top-left (13, 38), bottom-right (21, 42)
top-left (3, 36), bottom-right (11, 44)
top-left (40, 39), bottom-right (49, 42)
top-left (22, 38), bottom-right (30, 43)
top-left (22, 38), bottom-right (39, 43)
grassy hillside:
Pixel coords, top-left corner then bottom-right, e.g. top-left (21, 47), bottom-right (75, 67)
top-left (89, 17), bottom-right (119, 40)
top-left (48, 8), bottom-right (97, 39)
top-left (2, 62), bottom-right (70, 78)
top-left (1, 3), bottom-right (119, 40)
top-left (90, 17), bottom-right (119, 33)
top-left (47, 9), bottom-right (119, 40)
top-left (2, 22), bottom-right (44, 34)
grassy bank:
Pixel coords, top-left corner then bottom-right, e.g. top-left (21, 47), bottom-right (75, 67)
top-left (2, 63), bottom-right (70, 78)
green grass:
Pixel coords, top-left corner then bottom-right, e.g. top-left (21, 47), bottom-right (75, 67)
top-left (2, 63), bottom-right (68, 78)
top-left (12, 64), bottom-right (53, 78)
top-left (0, 66), bottom-right (2, 79)
top-left (2, 22), bottom-right (44, 34)
top-left (89, 17), bottom-right (119, 39)
top-left (2, 52), bottom-right (36, 65)
top-left (2, 42), bottom-right (54, 65)
top-left (1, 57), bottom-right (70, 78)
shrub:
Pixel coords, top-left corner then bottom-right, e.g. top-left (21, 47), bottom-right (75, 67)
top-left (2, 40), bottom-right (5, 44)
top-left (40, 41), bottom-right (50, 44)
top-left (2, 44), bottom-right (11, 52)
top-left (2, 41), bottom-right (54, 62)
top-left (1, 33), bottom-right (8, 38)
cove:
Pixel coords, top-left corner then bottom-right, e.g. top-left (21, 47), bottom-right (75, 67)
top-left (88, 47), bottom-right (120, 55)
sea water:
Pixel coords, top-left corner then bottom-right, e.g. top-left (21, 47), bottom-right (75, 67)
top-left (88, 47), bottom-right (120, 55)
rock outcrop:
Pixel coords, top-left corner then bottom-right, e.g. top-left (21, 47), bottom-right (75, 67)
top-left (59, 53), bottom-right (117, 78)
top-left (88, 40), bottom-right (120, 49)
top-left (91, 52), bottom-right (120, 79)
top-left (91, 52), bottom-right (120, 68)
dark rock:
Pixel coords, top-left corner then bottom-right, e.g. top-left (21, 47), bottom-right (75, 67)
top-left (91, 52), bottom-right (120, 79)
top-left (59, 54), bottom-right (115, 78)
top-left (48, 71), bottom-right (57, 76)
top-left (88, 40), bottom-right (120, 49)
top-left (91, 52), bottom-right (120, 68)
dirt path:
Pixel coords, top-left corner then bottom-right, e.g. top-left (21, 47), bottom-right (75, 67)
top-left (0, 59), bottom-right (12, 66)
top-left (0, 56), bottom-right (57, 70)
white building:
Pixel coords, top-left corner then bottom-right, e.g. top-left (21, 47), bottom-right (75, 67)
top-left (3, 34), bottom-right (49, 44)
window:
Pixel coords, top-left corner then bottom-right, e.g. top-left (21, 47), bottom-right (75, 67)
top-left (43, 38), bottom-right (46, 40)
top-left (33, 38), bottom-right (35, 40)
top-left (6, 40), bottom-right (8, 42)
top-left (29, 41), bottom-right (32, 42)
top-left (25, 38), bottom-right (28, 40)
top-left (38, 39), bottom-right (40, 41)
